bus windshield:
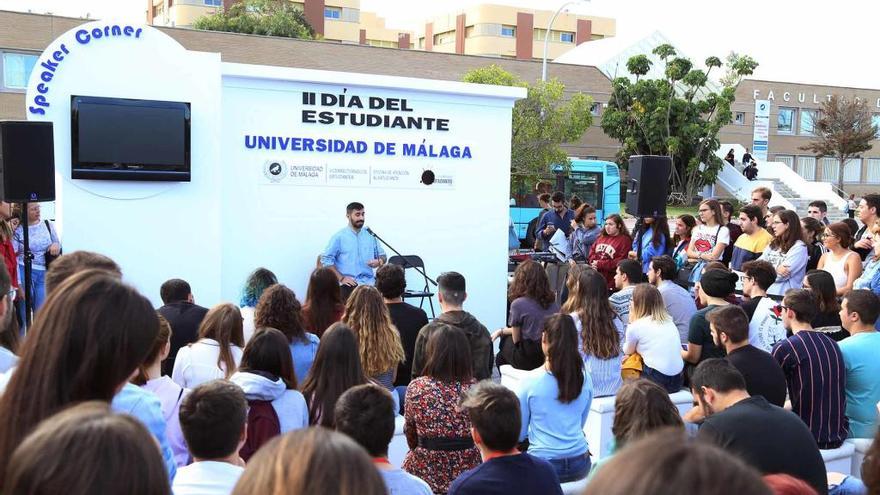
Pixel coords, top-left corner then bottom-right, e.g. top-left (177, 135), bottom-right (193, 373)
top-left (563, 170), bottom-right (602, 208)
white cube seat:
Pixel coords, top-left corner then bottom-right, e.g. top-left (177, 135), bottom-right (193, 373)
top-left (821, 442), bottom-right (856, 475)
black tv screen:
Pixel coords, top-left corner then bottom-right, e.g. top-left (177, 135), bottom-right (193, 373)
top-left (71, 96), bottom-right (191, 181)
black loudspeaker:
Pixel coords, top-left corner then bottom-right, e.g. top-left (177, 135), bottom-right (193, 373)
top-left (625, 155), bottom-right (671, 217)
top-left (0, 121), bottom-right (55, 202)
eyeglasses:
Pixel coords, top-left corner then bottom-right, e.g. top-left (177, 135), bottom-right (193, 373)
top-left (772, 304), bottom-right (790, 316)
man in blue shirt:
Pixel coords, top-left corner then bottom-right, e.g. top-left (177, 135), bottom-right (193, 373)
top-left (321, 202), bottom-right (386, 294)
top-left (449, 382), bottom-right (562, 495)
top-left (838, 289), bottom-right (880, 439)
top-left (536, 192), bottom-right (574, 251)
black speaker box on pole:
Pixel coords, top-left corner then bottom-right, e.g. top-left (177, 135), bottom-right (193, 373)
top-left (625, 155), bottom-right (671, 217)
top-left (0, 121), bottom-right (55, 202)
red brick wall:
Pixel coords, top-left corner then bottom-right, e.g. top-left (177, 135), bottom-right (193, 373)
top-left (303, 0), bottom-right (325, 37)
top-left (425, 22), bottom-right (433, 51)
top-left (455, 14), bottom-right (465, 55)
top-left (576, 19), bottom-right (592, 45)
top-left (398, 33), bottom-right (410, 49)
top-left (515, 12), bottom-right (534, 60)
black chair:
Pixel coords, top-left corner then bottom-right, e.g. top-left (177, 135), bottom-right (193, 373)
top-left (388, 255), bottom-right (435, 319)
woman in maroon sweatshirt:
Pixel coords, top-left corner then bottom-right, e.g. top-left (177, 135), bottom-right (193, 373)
top-left (588, 214), bottom-right (632, 291)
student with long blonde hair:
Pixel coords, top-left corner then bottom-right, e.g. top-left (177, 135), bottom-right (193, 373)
top-left (172, 303), bottom-right (244, 389)
top-left (623, 284), bottom-right (684, 393)
top-left (342, 285), bottom-right (405, 391)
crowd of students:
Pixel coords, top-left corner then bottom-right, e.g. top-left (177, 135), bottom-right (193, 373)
top-left (0, 191), bottom-right (879, 494)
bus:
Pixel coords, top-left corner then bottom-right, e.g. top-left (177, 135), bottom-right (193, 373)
top-left (510, 159), bottom-right (621, 244)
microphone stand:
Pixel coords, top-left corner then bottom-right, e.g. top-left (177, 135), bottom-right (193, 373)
top-left (20, 202), bottom-right (33, 330)
top-left (365, 228), bottom-right (437, 287)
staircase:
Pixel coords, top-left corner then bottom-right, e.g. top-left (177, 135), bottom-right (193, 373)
top-left (714, 144), bottom-right (848, 223)
top-left (767, 179), bottom-right (848, 223)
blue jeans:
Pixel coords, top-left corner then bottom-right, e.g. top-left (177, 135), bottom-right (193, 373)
top-left (17, 266), bottom-right (46, 331)
top-left (547, 453), bottom-right (590, 483)
top-left (642, 365), bottom-right (683, 393)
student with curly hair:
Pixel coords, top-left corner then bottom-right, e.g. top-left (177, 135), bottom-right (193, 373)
top-left (255, 284), bottom-right (319, 384)
top-left (342, 285), bottom-right (405, 391)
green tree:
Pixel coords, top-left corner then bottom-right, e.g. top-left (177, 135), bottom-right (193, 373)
top-left (193, 0), bottom-right (316, 39)
top-left (601, 47), bottom-right (758, 202)
top-left (800, 95), bottom-right (877, 193)
top-left (462, 65), bottom-right (593, 195)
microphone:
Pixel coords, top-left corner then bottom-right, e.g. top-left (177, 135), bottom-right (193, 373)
top-left (365, 227), bottom-right (376, 236)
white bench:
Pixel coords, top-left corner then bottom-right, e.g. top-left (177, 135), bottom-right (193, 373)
top-left (845, 438), bottom-right (873, 476)
top-left (821, 442), bottom-right (856, 475)
top-left (561, 477), bottom-right (589, 495)
top-left (388, 415), bottom-right (408, 467)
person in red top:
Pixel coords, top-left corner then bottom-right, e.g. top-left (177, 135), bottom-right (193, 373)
top-left (0, 202), bottom-right (18, 295)
top-left (587, 214), bottom-right (632, 291)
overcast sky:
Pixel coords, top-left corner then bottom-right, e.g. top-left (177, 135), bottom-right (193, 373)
top-left (1, 0), bottom-right (877, 88)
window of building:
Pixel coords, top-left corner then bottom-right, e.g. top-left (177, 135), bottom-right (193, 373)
top-left (152, 2), bottom-right (164, 18)
top-left (590, 102), bottom-right (601, 116)
top-left (203, 0), bottom-right (221, 6)
top-left (533, 29), bottom-right (575, 43)
top-left (873, 113), bottom-right (880, 138)
top-left (418, 37), bottom-right (425, 49)
top-left (560, 32), bottom-right (575, 43)
top-left (324, 7), bottom-right (341, 19)
top-left (1, 51), bottom-right (38, 91)
top-left (867, 159), bottom-right (880, 184)
top-left (734, 112), bottom-right (745, 125)
top-left (844, 158), bottom-right (862, 183)
top-left (433, 31), bottom-right (455, 45)
top-left (367, 39), bottom-right (398, 48)
top-left (775, 155), bottom-right (794, 169)
top-left (777, 107), bottom-right (795, 134)
top-left (796, 156), bottom-right (816, 181)
top-left (340, 7), bottom-right (359, 22)
top-left (501, 25), bottom-right (515, 37)
top-left (821, 157), bottom-right (839, 183)
top-left (800, 109), bottom-right (818, 135)
top-left (591, 34), bottom-right (604, 40)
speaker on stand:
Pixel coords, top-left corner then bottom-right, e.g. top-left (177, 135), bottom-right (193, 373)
top-left (0, 121), bottom-right (56, 329)
top-left (625, 155), bottom-right (671, 218)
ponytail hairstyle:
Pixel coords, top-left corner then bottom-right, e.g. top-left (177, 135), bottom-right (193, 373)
top-left (132, 314), bottom-right (173, 386)
top-left (542, 314), bottom-right (585, 404)
top-left (197, 303), bottom-right (245, 378)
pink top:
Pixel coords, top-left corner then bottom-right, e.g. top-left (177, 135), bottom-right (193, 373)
top-left (143, 376), bottom-right (190, 466)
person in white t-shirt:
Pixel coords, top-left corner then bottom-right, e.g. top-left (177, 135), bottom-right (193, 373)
top-left (624, 284), bottom-right (685, 393)
top-left (335, 383), bottom-right (432, 495)
top-left (172, 304), bottom-right (245, 389)
top-left (686, 199), bottom-right (730, 286)
top-left (174, 380), bottom-right (247, 495)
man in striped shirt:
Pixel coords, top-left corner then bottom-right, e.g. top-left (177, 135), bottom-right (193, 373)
top-left (771, 289), bottom-right (848, 449)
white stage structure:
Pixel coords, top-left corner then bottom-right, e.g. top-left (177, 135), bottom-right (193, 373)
top-left (25, 22), bottom-right (525, 328)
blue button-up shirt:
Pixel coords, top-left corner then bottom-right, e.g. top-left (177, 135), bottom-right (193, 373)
top-left (537, 208), bottom-right (575, 241)
top-left (321, 226), bottom-right (386, 285)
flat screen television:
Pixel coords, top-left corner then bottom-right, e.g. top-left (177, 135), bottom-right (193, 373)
top-left (71, 95), bottom-right (191, 181)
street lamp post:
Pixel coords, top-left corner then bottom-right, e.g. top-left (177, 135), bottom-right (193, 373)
top-left (541, 0), bottom-right (590, 82)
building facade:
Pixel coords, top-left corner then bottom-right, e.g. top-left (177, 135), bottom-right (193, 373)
top-left (417, 3), bottom-right (616, 60)
top-left (1, 10), bottom-right (877, 194)
top-left (146, 0), bottom-right (414, 48)
top-left (719, 80), bottom-right (880, 196)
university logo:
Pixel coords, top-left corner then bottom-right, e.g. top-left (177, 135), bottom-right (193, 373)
top-left (263, 160), bottom-right (288, 183)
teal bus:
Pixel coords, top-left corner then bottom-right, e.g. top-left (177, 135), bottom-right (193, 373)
top-left (510, 159), bottom-right (621, 243)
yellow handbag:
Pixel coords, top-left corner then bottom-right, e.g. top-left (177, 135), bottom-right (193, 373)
top-left (621, 353), bottom-right (644, 380)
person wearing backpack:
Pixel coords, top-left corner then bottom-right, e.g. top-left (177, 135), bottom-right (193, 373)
top-left (230, 328), bottom-right (309, 460)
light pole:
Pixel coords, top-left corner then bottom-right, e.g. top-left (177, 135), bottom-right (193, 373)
top-left (541, 0), bottom-right (590, 82)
